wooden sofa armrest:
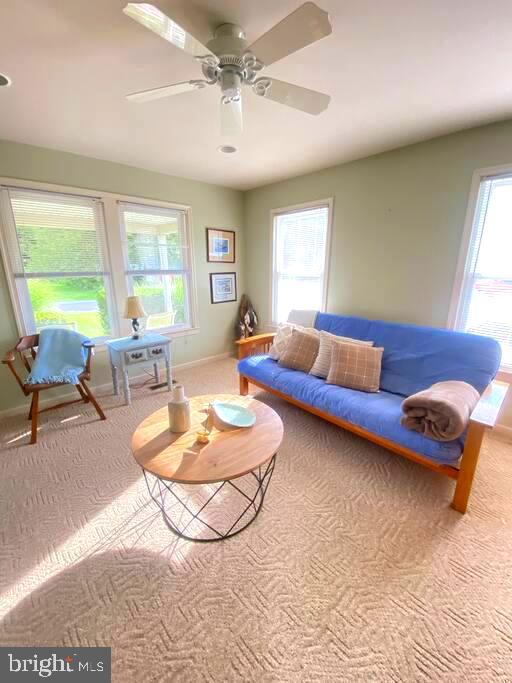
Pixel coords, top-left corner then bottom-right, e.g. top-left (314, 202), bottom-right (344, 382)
top-left (452, 379), bottom-right (509, 513)
top-left (470, 379), bottom-right (509, 428)
top-left (235, 333), bottom-right (276, 359)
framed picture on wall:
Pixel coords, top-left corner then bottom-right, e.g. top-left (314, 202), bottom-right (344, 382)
top-left (210, 272), bottom-right (237, 304)
top-left (206, 228), bottom-right (236, 263)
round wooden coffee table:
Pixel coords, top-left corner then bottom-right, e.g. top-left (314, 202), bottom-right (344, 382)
top-left (131, 394), bottom-right (283, 542)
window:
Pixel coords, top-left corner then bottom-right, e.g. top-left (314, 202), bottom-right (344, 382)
top-left (452, 171), bottom-right (512, 368)
top-left (119, 202), bottom-right (194, 332)
top-left (1, 188), bottom-right (113, 340)
top-left (0, 180), bottom-right (198, 342)
top-left (271, 201), bottom-right (331, 324)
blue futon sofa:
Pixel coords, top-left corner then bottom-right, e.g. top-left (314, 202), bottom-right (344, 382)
top-left (236, 313), bottom-right (508, 513)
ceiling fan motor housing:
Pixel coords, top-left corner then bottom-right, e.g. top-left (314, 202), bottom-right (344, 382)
top-left (207, 23), bottom-right (247, 57)
top-left (202, 23), bottom-right (263, 102)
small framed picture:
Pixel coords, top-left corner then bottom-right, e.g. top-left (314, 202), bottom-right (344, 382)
top-left (206, 228), bottom-right (236, 263)
top-left (210, 272), bottom-right (237, 304)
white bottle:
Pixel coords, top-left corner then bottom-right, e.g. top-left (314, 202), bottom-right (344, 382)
top-left (168, 384), bottom-right (191, 433)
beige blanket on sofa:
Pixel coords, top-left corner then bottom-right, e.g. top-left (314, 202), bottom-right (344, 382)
top-left (400, 381), bottom-right (480, 441)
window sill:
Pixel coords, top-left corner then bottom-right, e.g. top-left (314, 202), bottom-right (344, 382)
top-left (93, 326), bottom-right (200, 353)
top-left (160, 325), bottom-right (201, 339)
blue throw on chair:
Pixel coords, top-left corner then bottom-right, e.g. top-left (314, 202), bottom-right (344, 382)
top-left (26, 328), bottom-right (89, 385)
top-left (2, 327), bottom-right (106, 445)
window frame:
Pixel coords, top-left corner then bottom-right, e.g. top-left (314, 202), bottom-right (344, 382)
top-left (0, 187), bottom-right (117, 343)
top-left (270, 198), bottom-right (333, 327)
top-left (448, 163), bottom-right (512, 371)
top-left (118, 200), bottom-right (197, 334)
top-left (0, 177), bottom-right (199, 346)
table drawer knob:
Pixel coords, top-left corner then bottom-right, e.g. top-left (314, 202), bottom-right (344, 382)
top-left (125, 349), bottom-right (148, 363)
top-left (150, 347), bottom-right (163, 356)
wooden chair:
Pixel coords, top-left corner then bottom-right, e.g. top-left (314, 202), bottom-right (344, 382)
top-left (2, 334), bottom-right (106, 444)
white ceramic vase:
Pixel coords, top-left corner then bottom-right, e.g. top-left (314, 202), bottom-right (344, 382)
top-left (168, 384), bottom-right (191, 433)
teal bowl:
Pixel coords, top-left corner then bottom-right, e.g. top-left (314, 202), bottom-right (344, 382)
top-left (212, 401), bottom-right (256, 429)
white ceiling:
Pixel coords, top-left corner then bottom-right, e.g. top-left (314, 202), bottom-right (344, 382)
top-left (1, 0), bottom-right (512, 190)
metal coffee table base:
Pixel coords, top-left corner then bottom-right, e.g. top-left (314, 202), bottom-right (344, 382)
top-left (143, 454), bottom-right (277, 542)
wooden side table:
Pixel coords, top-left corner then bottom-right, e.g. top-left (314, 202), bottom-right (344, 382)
top-left (131, 394), bottom-right (284, 541)
top-left (105, 333), bottom-right (172, 405)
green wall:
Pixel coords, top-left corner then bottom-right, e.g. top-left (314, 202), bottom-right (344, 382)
top-left (1, 121), bottom-right (511, 427)
top-left (0, 139), bottom-right (244, 413)
top-left (244, 119), bottom-right (512, 427)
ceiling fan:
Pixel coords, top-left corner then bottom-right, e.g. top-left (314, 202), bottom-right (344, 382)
top-left (123, 2), bottom-right (332, 135)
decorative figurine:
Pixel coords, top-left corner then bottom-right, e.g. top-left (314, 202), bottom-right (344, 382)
top-left (235, 294), bottom-right (258, 339)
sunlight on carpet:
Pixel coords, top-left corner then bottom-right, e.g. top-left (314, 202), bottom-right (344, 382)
top-left (1, 358), bottom-right (512, 681)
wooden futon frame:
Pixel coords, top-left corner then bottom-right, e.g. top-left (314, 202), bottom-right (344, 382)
top-left (236, 332), bottom-right (509, 513)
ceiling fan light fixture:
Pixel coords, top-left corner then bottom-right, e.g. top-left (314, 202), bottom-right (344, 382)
top-left (218, 145), bottom-right (238, 154)
top-left (219, 69), bottom-right (242, 101)
top-left (0, 74), bottom-right (12, 87)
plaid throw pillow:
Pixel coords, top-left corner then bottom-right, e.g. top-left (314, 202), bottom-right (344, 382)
top-left (269, 324), bottom-right (319, 360)
top-left (278, 329), bottom-right (320, 373)
top-left (327, 340), bottom-right (384, 392)
top-left (268, 324), bottom-right (295, 360)
top-left (309, 330), bottom-right (374, 379)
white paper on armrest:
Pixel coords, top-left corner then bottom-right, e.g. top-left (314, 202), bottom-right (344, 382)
top-left (287, 310), bottom-right (318, 328)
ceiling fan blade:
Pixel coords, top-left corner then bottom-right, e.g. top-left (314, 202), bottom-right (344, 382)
top-left (127, 79), bottom-right (208, 103)
top-left (220, 97), bottom-right (243, 136)
top-left (123, 3), bottom-right (218, 65)
top-left (254, 78), bottom-right (330, 115)
top-left (246, 2), bottom-right (332, 67)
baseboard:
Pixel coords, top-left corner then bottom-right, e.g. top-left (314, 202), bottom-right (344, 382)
top-left (0, 351), bottom-right (234, 420)
top-left (494, 424), bottom-right (512, 442)
top-left (172, 350), bottom-right (233, 372)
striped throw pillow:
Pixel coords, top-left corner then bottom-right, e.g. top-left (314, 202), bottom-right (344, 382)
top-left (327, 340), bottom-right (384, 392)
top-left (309, 330), bottom-right (374, 379)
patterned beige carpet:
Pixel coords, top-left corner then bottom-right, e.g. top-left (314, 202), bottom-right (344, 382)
top-left (1, 357), bottom-right (512, 681)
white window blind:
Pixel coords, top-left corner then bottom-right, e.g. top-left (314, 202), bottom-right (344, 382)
top-left (455, 174), bottom-right (512, 367)
top-left (2, 187), bottom-right (113, 339)
top-left (272, 204), bottom-right (330, 324)
top-left (119, 202), bottom-right (193, 331)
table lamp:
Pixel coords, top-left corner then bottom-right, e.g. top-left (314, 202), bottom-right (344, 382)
top-left (124, 296), bottom-right (147, 339)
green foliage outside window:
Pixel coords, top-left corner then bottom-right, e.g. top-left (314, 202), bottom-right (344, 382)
top-left (20, 224), bottom-right (187, 337)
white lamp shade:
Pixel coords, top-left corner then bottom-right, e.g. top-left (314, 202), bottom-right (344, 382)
top-left (124, 296), bottom-right (147, 319)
